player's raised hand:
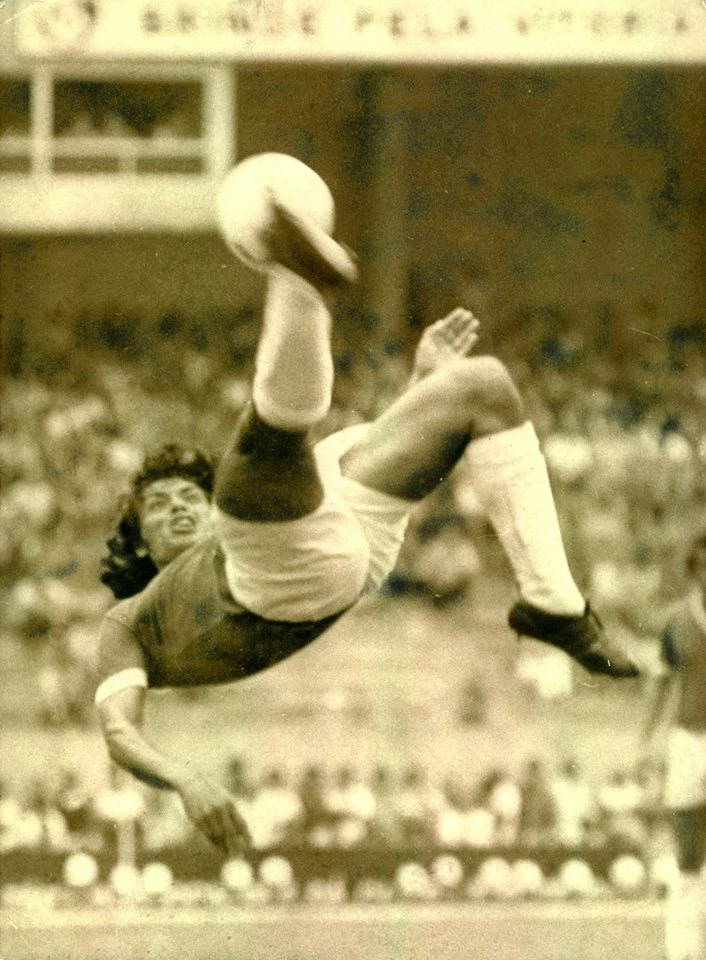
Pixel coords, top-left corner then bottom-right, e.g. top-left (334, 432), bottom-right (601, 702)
top-left (410, 307), bottom-right (480, 384)
top-left (178, 774), bottom-right (252, 855)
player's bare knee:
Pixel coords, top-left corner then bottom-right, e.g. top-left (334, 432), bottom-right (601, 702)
top-left (449, 356), bottom-right (524, 430)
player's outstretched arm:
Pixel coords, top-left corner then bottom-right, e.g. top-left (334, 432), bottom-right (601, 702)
top-left (97, 687), bottom-right (251, 855)
top-left (408, 307), bottom-right (481, 387)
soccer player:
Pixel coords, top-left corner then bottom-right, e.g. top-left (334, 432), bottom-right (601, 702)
top-left (643, 530), bottom-right (706, 960)
top-left (95, 196), bottom-right (638, 854)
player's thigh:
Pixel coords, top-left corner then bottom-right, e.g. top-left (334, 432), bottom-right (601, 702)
top-left (339, 358), bottom-right (523, 500)
top-left (315, 424), bottom-right (411, 593)
top-left (215, 407), bottom-right (324, 521)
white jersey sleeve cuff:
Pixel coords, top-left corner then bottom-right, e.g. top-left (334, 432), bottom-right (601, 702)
top-left (94, 668), bottom-right (149, 706)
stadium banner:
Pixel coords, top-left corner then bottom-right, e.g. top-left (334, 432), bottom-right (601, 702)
top-left (12, 0), bottom-right (706, 64)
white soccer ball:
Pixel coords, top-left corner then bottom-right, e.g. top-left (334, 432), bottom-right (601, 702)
top-left (216, 152), bottom-right (335, 270)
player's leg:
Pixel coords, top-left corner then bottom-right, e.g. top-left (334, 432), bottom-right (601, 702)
top-left (214, 204), bottom-right (357, 523)
top-left (339, 355), bottom-right (581, 606)
top-left (214, 272), bottom-right (332, 522)
top-left (212, 197), bottom-right (370, 622)
top-left (340, 355), bottom-right (638, 676)
top-left (665, 807), bottom-right (706, 960)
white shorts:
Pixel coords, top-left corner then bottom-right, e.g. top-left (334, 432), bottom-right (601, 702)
top-left (213, 423), bottom-right (411, 622)
top-left (663, 726), bottom-right (706, 810)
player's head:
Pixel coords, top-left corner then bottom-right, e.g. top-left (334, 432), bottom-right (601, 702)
top-left (101, 444), bottom-right (215, 599)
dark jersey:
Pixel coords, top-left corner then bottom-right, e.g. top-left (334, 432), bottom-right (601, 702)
top-left (660, 589), bottom-right (706, 731)
top-left (96, 536), bottom-right (345, 689)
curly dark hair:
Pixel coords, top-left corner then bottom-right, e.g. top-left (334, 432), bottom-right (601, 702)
top-left (100, 444), bottom-right (215, 600)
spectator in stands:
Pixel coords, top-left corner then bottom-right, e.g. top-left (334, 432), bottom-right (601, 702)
top-left (550, 759), bottom-right (598, 849)
top-left (478, 769), bottom-right (523, 847)
top-left (0, 779), bottom-right (29, 854)
top-left (55, 768), bottom-right (102, 853)
top-left (597, 767), bottom-right (648, 849)
top-left (297, 764), bottom-right (333, 847)
top-left (247, 768), bottom-right (304, 850)
top-left (16, 777), bottom-right (71, 854)
top-left (393, 764), bottom-right (446, 848)
top-left (434, 776), bottom-right (470, 849)
top-left (92, 767), bottom-right (145, 862)
top-left (225, 756), bottom-right (255, 806)
top-left (433, 775), bottom-right (494, 850)
top-left (487, 770), bottom-right (523, 846)
top-left (367, 765), bottom-right (405, 848)
top-left (460, 793), bottom-right (496, 850)
top-left (322, 765), bottom-right (377, 848)
top-left (141, 789), bottom-right (195, 855)
top-left (518, 757), bottom-right (558, 847)
top-left (595, 538), bottom-right (669, 679)
top-left (404, 511), bottom-right (481, 607)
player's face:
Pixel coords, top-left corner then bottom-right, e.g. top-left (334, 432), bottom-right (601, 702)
top-left (138, 477), bottom-right (212, 568)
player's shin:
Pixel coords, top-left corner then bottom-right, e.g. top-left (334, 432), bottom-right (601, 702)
top-left (463, 420), bottom-right (638, 677)
top-left (464, 421), bottom-right (584, 615)
top-left (252, 270), bottom-right (334, 432)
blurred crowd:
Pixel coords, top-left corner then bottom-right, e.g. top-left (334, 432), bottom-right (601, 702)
top-left (0, 751), bottom-right (668, 864)
top-left (1, 306), bottom-right (704, 726)
top-left (1, 751), bottom-right (679, 909)
top-left (1, 307), bottom-right (702, 911)
top-left (53, 79), bottom-right (202, 140)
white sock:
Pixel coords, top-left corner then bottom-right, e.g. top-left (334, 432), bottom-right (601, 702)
top-left (665, 872), bottom-right (705, 960)
top-left (252, 269), bottom-right (334, 431)
top-left (464, 421), bottom-right (584, 614)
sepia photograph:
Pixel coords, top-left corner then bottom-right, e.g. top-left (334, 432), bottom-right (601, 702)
top-left (0, 1), bottom-right (705, 957)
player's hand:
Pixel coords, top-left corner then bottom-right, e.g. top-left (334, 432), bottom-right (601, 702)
top-left (410, 307), bottom-right (480, 383)
top-left (177, 774), bottom-right (252, 856)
